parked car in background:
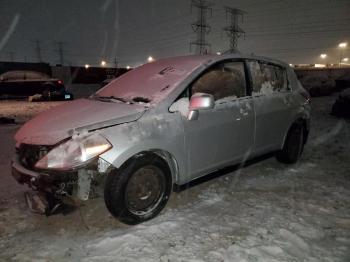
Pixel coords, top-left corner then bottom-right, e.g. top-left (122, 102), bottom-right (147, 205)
top-left (0, 70), bottom-right (73, 100)
top-left (12, 54), bottom-right (310, 224)
top-left (331, 88), bottom-right (350, 119)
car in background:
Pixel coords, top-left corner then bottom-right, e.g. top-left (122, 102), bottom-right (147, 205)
top-left (0, 70), bottom-right (73, 100)
top-left (12, 54), bottom-right (310, 224)
top-left (331, 88), bottom-right (350, 119)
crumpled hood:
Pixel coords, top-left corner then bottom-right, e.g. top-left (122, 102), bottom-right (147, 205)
top-left (15, 98), bottom-right (146, 145)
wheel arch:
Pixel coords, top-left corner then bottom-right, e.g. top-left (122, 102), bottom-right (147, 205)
top-left (41, 81), bottom-right (56, 89)
top-left (113, 149), bottom-right (179, 185)
top-left (103, 149), bottom-right (175, 224)
top-left (281, 116), bottom-right (309, 149)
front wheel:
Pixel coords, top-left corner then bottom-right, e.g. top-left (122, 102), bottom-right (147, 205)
top-left (276, 123), bottom-right (305, 164)
top-left (104, 153), bottom-right (172, 225)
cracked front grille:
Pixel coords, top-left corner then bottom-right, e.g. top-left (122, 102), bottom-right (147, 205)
top-left (17, 144), bottom-right (53, 170)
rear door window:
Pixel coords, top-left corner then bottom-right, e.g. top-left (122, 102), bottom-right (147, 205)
top-left (247, 60), bottom-right (288, 95)
top-left (191, 61), bottom-right (247, 101)
top-left (274, 66), bottom-right (289, 91)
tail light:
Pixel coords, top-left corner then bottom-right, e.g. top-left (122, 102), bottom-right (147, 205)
top-left (57, 80), bottom-right (64, 85)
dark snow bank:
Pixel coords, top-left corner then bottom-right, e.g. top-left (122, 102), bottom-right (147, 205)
top-left (332, 88), bottom-right (350, 119)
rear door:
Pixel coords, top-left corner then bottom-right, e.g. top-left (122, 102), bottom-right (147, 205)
top-left (181, 60), bottom-right (255, 179)
top-left (246, 60), bottom-right (292, 155)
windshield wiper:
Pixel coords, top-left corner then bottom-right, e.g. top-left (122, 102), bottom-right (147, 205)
top-left (132, 97), bottom-right (150, 103)
top-left (93, 95), bottom-right (130, 103)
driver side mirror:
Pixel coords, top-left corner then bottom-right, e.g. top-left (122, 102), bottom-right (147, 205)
top-left (187, 93), bottom-right (215, 121)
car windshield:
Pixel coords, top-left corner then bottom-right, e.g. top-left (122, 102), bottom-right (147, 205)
top-left (96, 56), bottom-right (213, 103)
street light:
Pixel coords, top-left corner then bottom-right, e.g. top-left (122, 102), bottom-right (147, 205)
top-left (85, 64), bottom-right (90, 69)
top-left (147, 56), bottom-right (154, 62)
top-left (101, 60), bottom-right (106, 66)
top-left (320, 54), bottom-right (327, 59)
top-left (338, 42), bottom-right (348, 67)
top-left (339, 42), bottom-right (347, 48)
top-left (126, 66), bottom-right (130, 69)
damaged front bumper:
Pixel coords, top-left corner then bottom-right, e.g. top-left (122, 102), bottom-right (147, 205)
top-left (11, 154), bottom-right (112, 214)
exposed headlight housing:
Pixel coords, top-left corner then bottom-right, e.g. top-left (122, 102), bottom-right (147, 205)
top-left (35, 133), bottom-right (112, 170)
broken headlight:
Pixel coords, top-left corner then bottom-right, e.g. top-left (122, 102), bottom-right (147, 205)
top-left (35, 133), bottom-right (112, 170)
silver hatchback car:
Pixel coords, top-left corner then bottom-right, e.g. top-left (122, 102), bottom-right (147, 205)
top-left (12, 54), bottom-right (310, 224)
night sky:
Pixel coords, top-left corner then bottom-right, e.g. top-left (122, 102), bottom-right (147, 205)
top-left (0, 0), bottom-right (349, 67)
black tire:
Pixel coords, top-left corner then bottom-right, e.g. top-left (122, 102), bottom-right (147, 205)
top-left (276, 122), bottom-right (304, 164)
top-left (42, 86), bottom-right (52, 100)
top-left (104, 153), bottom-right (172, 225)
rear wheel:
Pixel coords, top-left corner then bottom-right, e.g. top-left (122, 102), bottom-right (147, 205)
top-left (42, 86), bottom-right (52, 100)
top-left (276, 123), bottom-right (304, 164)
top-left (104, 153), bottom-right (172, 225)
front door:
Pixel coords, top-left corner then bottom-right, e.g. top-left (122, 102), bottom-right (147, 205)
top-left (181, 60), bottom-right (255, 179)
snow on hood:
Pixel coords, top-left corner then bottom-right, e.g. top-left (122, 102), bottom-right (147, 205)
top-left (97, 55), bottom-right (216, 104)
top-left (15, 98), bottom-right (145, 145)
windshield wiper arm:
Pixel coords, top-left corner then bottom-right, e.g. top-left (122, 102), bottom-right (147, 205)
top-left (94, 95), bottom-right (129, 103)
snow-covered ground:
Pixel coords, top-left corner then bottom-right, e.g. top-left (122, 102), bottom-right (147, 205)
top-left (0, 100), bottom-right (65, 123)
top-left (0, 94), bottom-right (349, 261)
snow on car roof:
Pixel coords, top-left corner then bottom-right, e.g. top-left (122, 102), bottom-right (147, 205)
top-left (0, 70), bottom-right (50, 81)
top-left (96, 55), bottom-right (217, 103)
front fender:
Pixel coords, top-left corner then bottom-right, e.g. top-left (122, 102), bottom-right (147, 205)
top-left (99, 114), bottom-right (187, 184)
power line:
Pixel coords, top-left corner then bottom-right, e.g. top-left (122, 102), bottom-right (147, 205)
top-left (66, 25), bottom-right (348, 64)
top-left (32, 40), bottom-right (43, 62)
top-left (190, 0), bottom-right (212, 54)
top-left (54, 41), bottom-right (67, 65)
top-left (237, 0), bottom-right (350, 20)
top-left (111, 21), bottom-right (348, 52)
top-left (121, 12), bottom-right (190, 32)
top-left (7, 51), bottom-right (15, 62)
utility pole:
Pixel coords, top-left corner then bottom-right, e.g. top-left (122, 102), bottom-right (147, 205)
top-left (114, 56), bottom-right (118, 68)
top-left (114, 56), bottom-right (118, 76)
top-left (190, 0), bottom-right (212, 55)
top-left (33, 40), bottom-right (43, 62)
top-left (8, 51), bottom-right (15, 62)
top-left (54, 41), bottom-right (66, 66)
top-left (222, 7), bottom-right (245, 53)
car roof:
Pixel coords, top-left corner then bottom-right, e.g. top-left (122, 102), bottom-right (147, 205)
top-left (97, 53), bottom-right (289, 104)
top-left (165, 53), bottom-right (289, 68)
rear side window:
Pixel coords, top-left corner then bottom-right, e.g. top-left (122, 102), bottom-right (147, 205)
top-left (274, 66), bottom-right (289, 91)
top-left (191, 61), bottom-right (246, 101)
top-left (247, 60), bottom-right (288, 95)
